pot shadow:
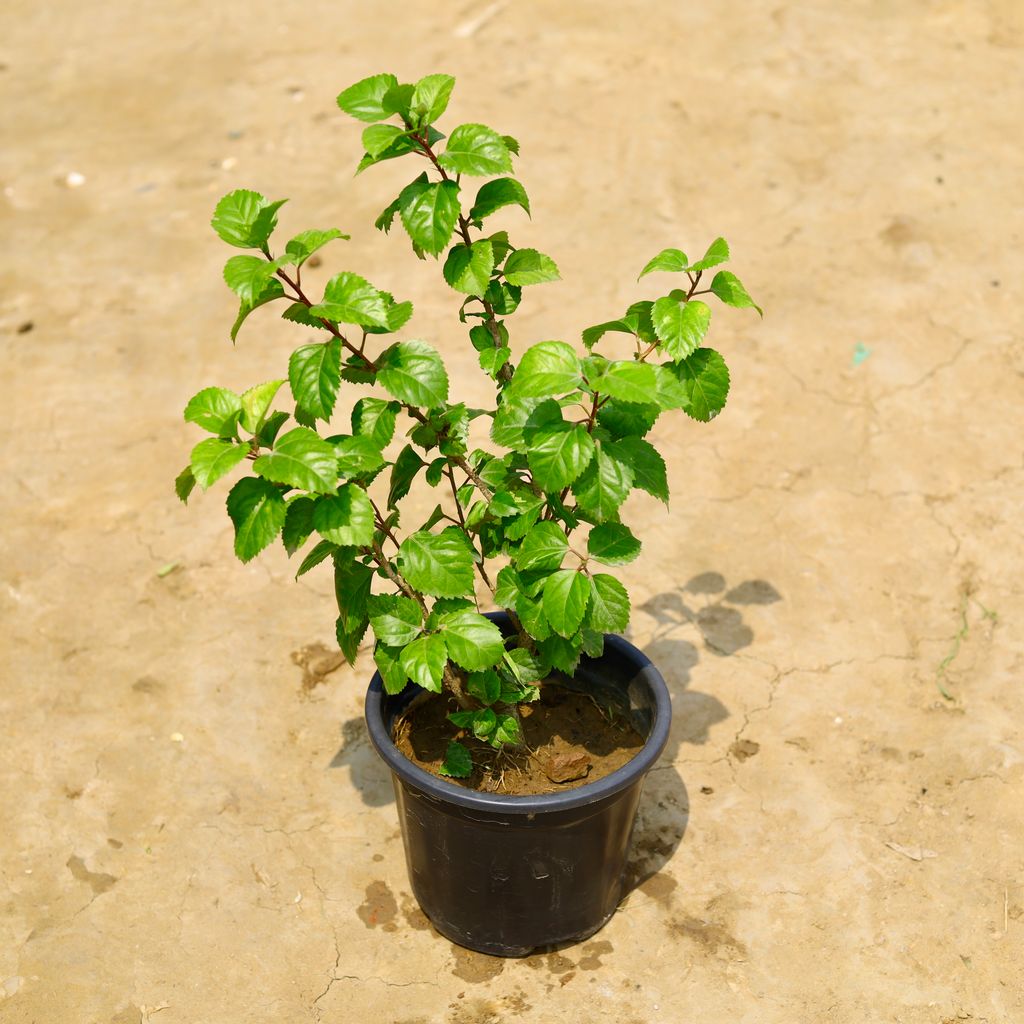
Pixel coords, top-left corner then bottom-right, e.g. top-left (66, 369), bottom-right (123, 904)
top-left (623, 572), bottom-right (782, 894)
top-left (328, 716), bottom-right (396, 807)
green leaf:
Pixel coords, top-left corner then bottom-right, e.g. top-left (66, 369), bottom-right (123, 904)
top-left (335, 436), bottom-right (385, 478)
top-left (490, 394), bottom-right (543, 449)
top-left (611, 436), bottom-right (668, 502)
top-left (399, 528), bottom-right (475, 598)
top-left (469, 178), bottom-right (530, 222)
top-left (572, 442), bottom-right (634, 522)
top-left (211, 190), bottom-right (286, 249)
top-left (362, 124), bottom-right (405, 157)
top-left (440, 610), bottom-right (505, 671)
top-left (253, 427), bottom-right (338, 493)
top-left (438, 123), bottom-right (512, 176)
top-left (651, 364), bottom-right (690, 411)
top-left (638, 247), bottom-right (688, 280)
top-left (226, 477), bottom-right (286, 562)
top-left (467, 670), bottom-right (502, 705)
top-left (494, 565), bottom-right (522, 606)
top-left (582, 628), bottom-right (604, 658)
top-left (313, 485), bottom-right (374, 546)
top-left (184, 387), bottom-right (242, 434)
top-left (597, 399), bottom-right (659, 440)
top-left (479, 345), bottom-right (511, 379)
top-left (223, 255), bottom-right (282, 305)
top-left (367, 594), bottom-right (423, 646)
top-left (400, 634), bottom-right (447, 693)
top-left (174, 466), bottom-right (196, 504)
top-left (581, 315), bottom-right (641, 350)
top-left (709, 270), bottom-right (762, 316)
top-left (538, 632), bottom-right (583, 675)
top-left (503, 248), bottom-right (560, 286)
top-left (282, 495), bottom-right (315, 555)
top-left (587, 574), bottom-right (630, 633)
top-left (443, 240), bottom-right (494, 297)
top-left (588, 523), bottom-right (641, 566)
top-left (542, 569), bottom-right (591, 637)
top-left (294, 539), bottom-right (335, 579)
top-left (289, 339), bottom-right (342, 421)
top-left (231, 278), bottom-right (286, 342)
top-left (439, 740), bottom-right (473, 778)
top-left (502, 647), bottom-right (546, 686)
top-left (258, 410), bottom-right (290, 447)
top-left (652, 298), bottom-right (711, 361)
top-left (190, 437), bottom-right (248, 490)
top-left (586, 361), bottom-right (658, 404)
top-left (336, 73), bottom-right (400, 122)
top-left (492, 713), bottom-right (521, 746)
top-left (375, 194), bottom-right (403, 233)
top-left (525, 421), bottom-right (595, 491)
top-left (377, 340), bottom-right (449, 408)
top-left (515, 589), bottom-right (551, 641)
top-left (410, 72), bottom-right (455, 125)
top-left (281, 302), bottom-right (328, 330)
top-left (351, 397), bottom-right (399, 448)
top-left (239, 380), bottom-right (284, 433)
top-left (471, 707), bottom-right (498, 739)
top-left (309, 272), bottom-right (390, 329)
top-left (515, 521), bottom-right (568, 572)
top-left (381, 82), bottom-right (415, 119)
top-left (674, 348), bottom-right (731, 422)
top-left (374, 643), bottom-right (409, 695)
top-left (398, 178), bottom-right (461, 257)
top-left (688, 237), bottom-right (730, 272)
top-left (334, 554), bottom-right (373, 662)
top-left (284, 228), bottom-right (347, 268)
top-left (507, 341), bottom-right (581, 398)
top-left (388, 444), bottom-right (426, 508)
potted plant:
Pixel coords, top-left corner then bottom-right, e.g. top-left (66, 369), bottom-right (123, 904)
top-left (177, 72), bottom-right (760, 956)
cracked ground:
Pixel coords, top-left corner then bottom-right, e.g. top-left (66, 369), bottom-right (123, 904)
top-left (1, 2), bottom-right (1022, 1021)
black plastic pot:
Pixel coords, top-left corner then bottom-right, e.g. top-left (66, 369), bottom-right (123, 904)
top-left (364, 612), bottom-right (671, 957)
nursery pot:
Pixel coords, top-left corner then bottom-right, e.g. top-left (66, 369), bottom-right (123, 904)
top-left (364, 612), bottom-right (672, 957)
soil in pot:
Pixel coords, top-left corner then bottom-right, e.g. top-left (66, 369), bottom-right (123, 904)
top-left (392, 679), bottom-right (645, 795)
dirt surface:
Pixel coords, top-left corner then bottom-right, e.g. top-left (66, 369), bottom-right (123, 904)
top-left (2, 1), bottom-right (1023, 1021)
top-left (393, 684), bottom-right (645, 794)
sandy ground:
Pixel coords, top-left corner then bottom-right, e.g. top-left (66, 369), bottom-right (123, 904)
top-left (2, 1), bottom-right (1023, 1021)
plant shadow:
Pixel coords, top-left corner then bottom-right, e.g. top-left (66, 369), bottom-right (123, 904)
top-left (623, 572), bottom-right (782, 894)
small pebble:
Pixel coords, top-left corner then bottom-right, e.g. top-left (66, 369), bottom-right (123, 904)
top-left (65, 171), bottom-right (86, 188)
top-left (220, 156), bottom-right (237, 171)
top-left (170, 732), bottom-right (184, 743)
top-left (16, 321), bottom-right (33, 334)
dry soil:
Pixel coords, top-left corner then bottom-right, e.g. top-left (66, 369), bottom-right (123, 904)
top-left (2, 2), bottom-right (1023, 1022)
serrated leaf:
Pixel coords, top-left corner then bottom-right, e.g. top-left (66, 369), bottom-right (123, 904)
top-left (253, 427), bottom-right (338, 493)
top-left (289, 339), bottom-right (341, 421)
top-left (439, 740), bottom-right (472, 778)
top-left (211, 190), bottom-right (286, 249)
top-left (490, 394), bottom-right (543, 449)
top-left (587, 360), bottom-right (658, 404)
top-left (525, 420), bottom-right (595, 491)
top-left (362, 123), bottom-right (405, 157)
top-left (438, 123), bottom-right (512, 176)
top-left (174, 466), bottom-right (196, 504)
top-left (223, 255), bottom-right (282, 305)
top-left (282, 495), bottom-right (315, 555)
top-left (709, 270), bottom-right (762, 316)
top-left (226, 477), bottom-right (286, 562)
top-left (295, 539), bottom-right (336, 578)
top-left (491, 712), bottom-right (520, 746)
top-left (638, 247), bottom-right (688, 280)
top-left (652, 297), bottom-right (711, 361)
top-left (581, 314), bottom-right (640, 350)
top-left (507, 341), bottom-right (581, 398)
top-left (367, 594), bottom-right (423, 646)
top-left (400, 633), bottom-right (447, 693)
top-left (537, 632), bottom-right (583, 675)
top-left (596, 399), bottom-right (659, 440)
top-left (184, 386), bottom-right (242, 434)
top-left (312, 485), bottom-right (374, 546)
top-left (284, 228), bottom-right (347, 268)
top-left (281, 302), bottom-right (328, 330)
top-left (336, 73), bottom-right (400, 122)
top-left (688, 237), bottom-right (730, 272)
top-left (190, 438), bottom-right (248, 490)
top-left (309, 272), bottom-right (390, 329)
top-left (399, 528), bottom-right (475, 598)
top-left (335, 435), bottom-right (385, 478)
top-left (503, 647), bottom-right (546, 686)
top-left (443, 240), bottom-right (494, 297)
top-left (240, 379), bottom-right (284, 433)
top-left (587, 573), bottom-right (630, 633)
top-left (503, 248), bottom-right (560, 286)
top-left (611, 436), bottom-right (668, 502)
top-left (440, 610), bottom-right (505, 671)
top-left (398, 178), bottom-right (461, 257)
top-left (494, 565), bottom-right (523, 606)
top-left (572, 442), bottom-right (634, 522)
top-left (587, 523), bottom-right (641, 566)
top-left (377, 340), bottom-right (449, 408)
top-left (467, 670), bottom-right (502, 705)
top-left (351, 397), bottom-right (399, 448)
top-left (388, 444), bottom-right (426, 509)
top-left (375, 194), bottom-right (403, 233)
top-left (542, 569), bottom-right (591, 637)
top-left (469, 177), bottom-right (530, 222)
top-left (651, 364), bottom-right (690, 411)
top-left (334, 553), bottom-right (373, 662)
top-left (381, 82), bottom-right (414, 118)
top-left (673, 348), bottom-right (731, 422)
top-left (410, 72), bottom-right (455, 125)
top-left (515, 520), bottom-right (568, 573)
top-left (231, 278), bottom-right (286, 342)
top-left (374, 643), bottom-right (409, 695)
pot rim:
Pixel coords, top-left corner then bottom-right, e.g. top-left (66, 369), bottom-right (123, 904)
top-left (364, 629), bottom-right (672, 816)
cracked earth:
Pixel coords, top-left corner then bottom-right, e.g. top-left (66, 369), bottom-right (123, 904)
top-left (1, 1), bottom-right (1022, 1021)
